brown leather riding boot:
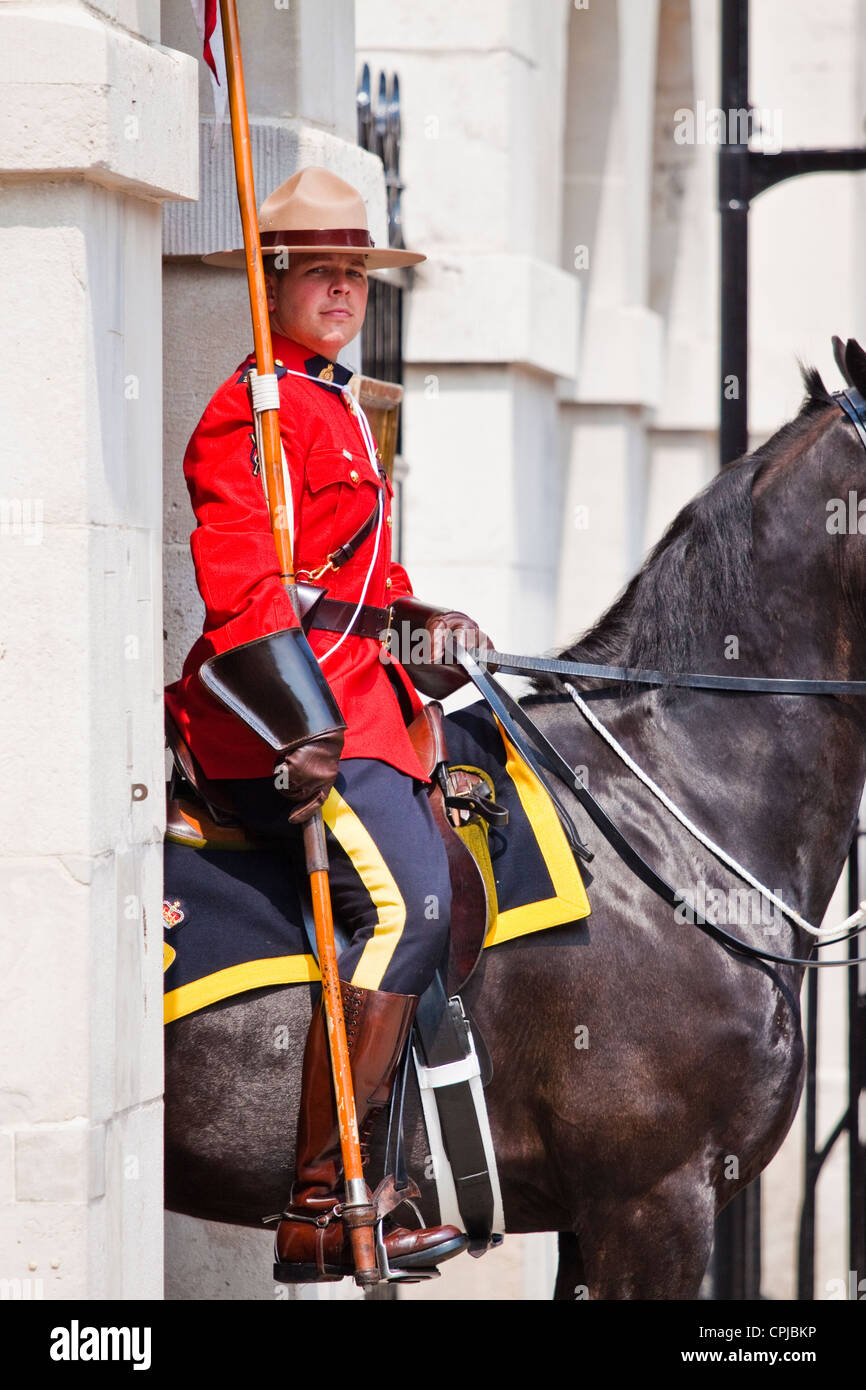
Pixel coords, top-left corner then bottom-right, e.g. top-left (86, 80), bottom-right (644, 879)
top-left (273, 981), bottom-right (468, 1282)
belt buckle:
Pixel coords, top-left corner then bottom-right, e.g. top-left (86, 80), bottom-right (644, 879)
top-left (381, 603), bottom-right (395, 652)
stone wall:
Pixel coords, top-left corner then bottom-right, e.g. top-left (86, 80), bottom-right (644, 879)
top-left (0, 0), bottom-right (196, 1299)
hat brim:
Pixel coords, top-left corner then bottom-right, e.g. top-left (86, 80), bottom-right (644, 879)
top-left (202, 244), bottom-right (426, 270)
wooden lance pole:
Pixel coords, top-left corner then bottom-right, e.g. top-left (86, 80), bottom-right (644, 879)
top-left (218, 0), bottom-right (380, 1285)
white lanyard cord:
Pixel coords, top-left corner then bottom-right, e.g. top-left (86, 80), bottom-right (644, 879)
top-left (564, 680), bottom-right (866, 940)
top-left (267, 368), bottom-right (384, 665)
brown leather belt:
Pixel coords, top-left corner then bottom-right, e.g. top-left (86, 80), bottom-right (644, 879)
top-left (309, 597), bottom-right (394, 642)
top-left (295, 500), bottom-right (394, 641)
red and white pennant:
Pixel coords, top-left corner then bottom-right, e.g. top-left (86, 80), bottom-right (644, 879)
top-left (189, 0), bottom-right (228, 123)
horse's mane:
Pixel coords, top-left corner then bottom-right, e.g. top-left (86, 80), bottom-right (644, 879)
top-left (534, 366), bottom-right (837, 690)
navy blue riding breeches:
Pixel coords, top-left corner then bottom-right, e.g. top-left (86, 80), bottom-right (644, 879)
top-left (227, 758), bottom-right (452, 995)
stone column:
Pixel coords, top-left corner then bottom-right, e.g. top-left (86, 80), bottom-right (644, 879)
top-left (161, 0), bottom-right (386, 686)
top-left (160, 0), bottom-right (383, 1302)
top-left (357, 0), bottom-right (577, 667)
top-left (556, 0), bottom-right (664, 649)
top-left (0, 1), bottom-right (196, 1298)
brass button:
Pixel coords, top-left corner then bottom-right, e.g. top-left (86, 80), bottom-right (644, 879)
top-left (385, 577), bottom-right (392, 588)
top-left (375, 448), bottom-right (382, 461)
top-left (349, 469), bottom-right (359, 484)
top-left (275, 359), bottom-right (283, 367)
top-left (386, 515), bottom-right (392, 528)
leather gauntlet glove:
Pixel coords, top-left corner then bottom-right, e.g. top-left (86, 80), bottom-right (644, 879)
top-left (390, 597), bottom-right (495, 699)
top-left (273, 727), bottom-right (345, 824)
top-left (199, 628), bottom-right (347, 824)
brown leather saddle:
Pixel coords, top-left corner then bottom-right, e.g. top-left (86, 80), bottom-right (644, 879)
top-left (165, 703), bottom-right (500, 994)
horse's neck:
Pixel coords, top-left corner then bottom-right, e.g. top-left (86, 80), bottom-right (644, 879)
top-left (567, 681), bottom-right (866, 932)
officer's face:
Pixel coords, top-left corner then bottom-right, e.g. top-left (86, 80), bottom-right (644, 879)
top-left (266, 253), bottom-right (368, 357)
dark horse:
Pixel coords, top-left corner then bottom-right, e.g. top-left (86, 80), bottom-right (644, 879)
top-left (165, 349), bottom-right (866, 1299)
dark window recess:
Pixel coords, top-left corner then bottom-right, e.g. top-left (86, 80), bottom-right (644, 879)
top-left (357, 62), bottom-right (409, 551)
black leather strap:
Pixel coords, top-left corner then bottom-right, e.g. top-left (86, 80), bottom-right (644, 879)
top-left (297, 473), bottom-right (390, 638)
top-left (294, 862), bottom-right (497, 1248)
top-left (484, 649), bottom-right (866, 697)
top-left (308, 597), bottom-right (392, 642)
top-left (483, 392), bottom-right (866, 697)
top-left (453, 644), bottom-right (866, 970)
top-left (833, 386), bottom-right (866, 453)
top-left (328, 497), bottom-right (381, 569)
top-left (302, 473), bottom-right (386, 580)
top-left (295, 843), bottom-right (351, 960)
top-left (413, 976), bottom-right (498, 1251)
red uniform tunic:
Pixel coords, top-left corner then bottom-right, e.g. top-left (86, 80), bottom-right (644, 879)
top-left (165, 333), bottom-right (427, 782)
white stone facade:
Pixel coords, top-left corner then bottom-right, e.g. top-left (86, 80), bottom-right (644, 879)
top-left (357, 0), bottom-right (866, 1302)
top-left (0, 1), bottom-right (196, 1299)
top-left (2, 0), bottom-right (863, 1303)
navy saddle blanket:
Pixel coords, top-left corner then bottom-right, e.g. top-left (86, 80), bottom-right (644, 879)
top-left (163, 699), bottom-right (590, 1023)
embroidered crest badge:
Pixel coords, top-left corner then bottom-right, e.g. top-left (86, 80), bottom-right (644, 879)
top-left (163, 899), bottom-right (185, 929)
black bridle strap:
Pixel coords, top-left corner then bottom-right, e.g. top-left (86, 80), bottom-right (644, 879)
top-left (484, 390), bottom-right (866, 696)
top-left (834, 386), bottom-right (866, 453)
top-left (482, 650), bottom-right (866, 696)
top-left (445, 389), bottom-right (866, 968)
top-left (453, 643), bottom-right (866, 969)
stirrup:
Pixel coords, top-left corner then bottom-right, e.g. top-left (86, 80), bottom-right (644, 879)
top-left (373, 1215), bottom-right (441, 1284)
top-left (369, 1180), bottom-right (469, 1281)
top-left (269, 1212), bottom-right (445, 1286)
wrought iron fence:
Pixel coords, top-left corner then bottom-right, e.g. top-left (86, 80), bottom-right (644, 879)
top-left (357, 62), bottom-right (407, 558)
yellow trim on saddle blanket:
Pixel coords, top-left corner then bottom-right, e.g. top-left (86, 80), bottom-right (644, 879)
top-left (476, 715), bottom-right (590, 946)
top-left (162, 716), bottom-right (590, 1023)
top-left (164, 953), bottom-right (320, 1024)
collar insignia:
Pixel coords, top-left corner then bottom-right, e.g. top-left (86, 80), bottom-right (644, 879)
top-left (303, 354), bottom-right (353, 387)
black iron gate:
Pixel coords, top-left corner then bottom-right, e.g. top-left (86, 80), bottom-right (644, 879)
top-left (357, 62), bottom-right (408, 561)
top-left (796, 835), bottom-right (866, 1301)
top-left (357, 62), bottom-right (406, 391)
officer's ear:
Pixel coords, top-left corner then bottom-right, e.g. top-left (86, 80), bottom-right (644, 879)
top-left (264, 266), bottom-right (278, 312)
top-left (265, 255), bottom-right (290, 312)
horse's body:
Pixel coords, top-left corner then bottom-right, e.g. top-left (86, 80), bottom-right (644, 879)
top-left (165, 362), bottom-right (866, 1298)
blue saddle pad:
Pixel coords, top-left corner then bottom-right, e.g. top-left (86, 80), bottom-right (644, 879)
top-left (163, 699), bottom-right (590, 1023)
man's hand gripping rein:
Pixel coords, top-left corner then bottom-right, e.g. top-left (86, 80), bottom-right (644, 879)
top-left (388, 596), bottom-right (496, 700)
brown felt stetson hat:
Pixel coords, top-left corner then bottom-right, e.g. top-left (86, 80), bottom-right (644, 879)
top-left (203, 165), bottom-right (425, 270)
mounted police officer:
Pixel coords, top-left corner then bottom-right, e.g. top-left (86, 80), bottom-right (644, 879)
top-left (165, 166), bottom-right (493, 1281)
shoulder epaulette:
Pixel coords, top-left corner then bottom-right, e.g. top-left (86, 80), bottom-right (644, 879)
top-left (236, 362), bottom-right (289, 387)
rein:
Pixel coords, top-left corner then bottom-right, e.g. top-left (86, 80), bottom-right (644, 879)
top-left (454, 644), bottom-right (866, 970)
top-left (481, 650), bottom-right (866, 697)
top-left (450, 385), bottom-right (866, 971)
